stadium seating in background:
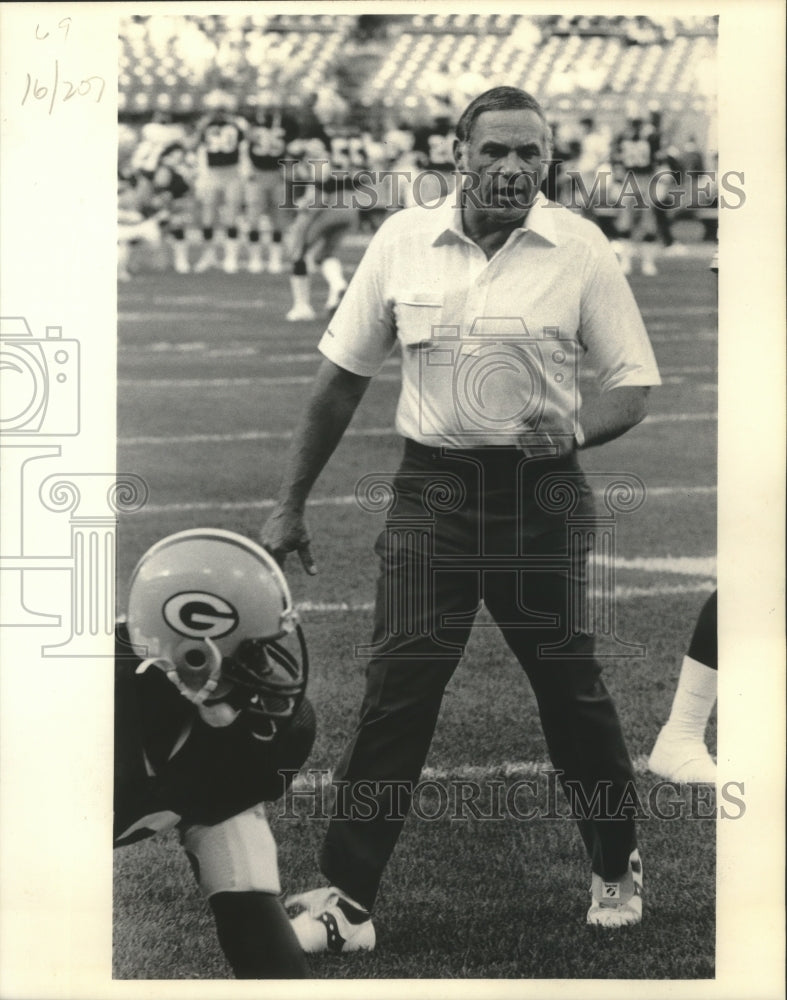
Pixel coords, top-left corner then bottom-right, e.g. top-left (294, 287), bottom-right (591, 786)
top-left (119, 14), bottom-right (716, 135)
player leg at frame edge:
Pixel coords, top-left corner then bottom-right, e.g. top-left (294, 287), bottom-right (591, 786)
top-left (649, 590), bottom-right (717, 784)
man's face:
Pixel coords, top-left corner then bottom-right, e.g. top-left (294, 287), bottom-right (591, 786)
top-left (454, 109), bottom-right (549, 221)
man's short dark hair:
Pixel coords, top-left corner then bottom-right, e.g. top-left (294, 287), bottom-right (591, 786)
top-left (455, 86), bottom-right (551, 148)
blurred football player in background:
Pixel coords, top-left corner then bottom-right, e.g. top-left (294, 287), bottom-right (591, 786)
top-left (409, 97), bottom-right (457, 206)
top-left (611, 113), bottom-right (662, 276)
top-left (283, 116), bottom-right (360, 321)
top-left (114, 529), bottom-right (315, 978)
top-left (117, 173), bottom-right (167, 282)
top-left (128, 109), bottom-right (189, 186)
top-left (569, 116), bottom-right (612, 225)
top-left (244, 93), bottom-right (300, 274)
top-left (193, 97), bottom-right (247, 274)
top-left (150, 142), bottom-right (196, 274)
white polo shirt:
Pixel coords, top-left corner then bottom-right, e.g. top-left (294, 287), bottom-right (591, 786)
top-left (319, 193), bottom-right (661, 449)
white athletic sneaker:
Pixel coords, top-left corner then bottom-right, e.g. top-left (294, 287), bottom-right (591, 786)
top-left (267, 243), bottom-right (283, 274)
top-left (286, 304), bottom-right (317, 322)
top-left (641, 259), bottom-right (659, 276)
top-left (286, 887), bottom-right (376, 954)
top-left (194, 247), bottom-right (217, 273)
top-left (587, 849), bottom-right (643, 928)
top-left (247, 249), bottom-right (264, 274)
top-left (223, 246), bottom-right (239, 274)
top-left (648, 727), bottom-right (716, 784)
top-left (325, 287), bottom-right (346, 313)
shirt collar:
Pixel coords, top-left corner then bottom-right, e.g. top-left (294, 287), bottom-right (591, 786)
top-left (430, 190), bottom-right (560, 248)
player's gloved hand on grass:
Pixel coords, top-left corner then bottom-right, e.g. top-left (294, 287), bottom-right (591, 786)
top-left (261, 503), bottom-right (317, 575)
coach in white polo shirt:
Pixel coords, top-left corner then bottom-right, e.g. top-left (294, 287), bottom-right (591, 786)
top-left (262, 87), bottom-right (661, 948)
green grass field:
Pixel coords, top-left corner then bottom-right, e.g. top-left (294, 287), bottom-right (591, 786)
top-left (114, 228), bottom-right (718, 980)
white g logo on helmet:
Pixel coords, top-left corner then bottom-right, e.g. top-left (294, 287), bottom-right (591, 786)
top-left (163, 592), bottom-right (239, 639)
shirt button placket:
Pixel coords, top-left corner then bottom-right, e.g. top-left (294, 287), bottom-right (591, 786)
top-left (465, 267), bottom-right (491, 337)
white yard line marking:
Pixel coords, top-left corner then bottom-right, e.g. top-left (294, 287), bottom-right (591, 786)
top-left (644, 412), bottom-right (716, 423)
top-left (119, 413), bottom-right (717, 446)
top-left (117, 365), bottom-right (715, 389)
top-left (641, 305), bottom-right (717, 316)
top-left (119, 336), bottom-right (716, 358)
top-left (130, 485), bottom-right (716, 515)
top-left (119, 304), bottom-right (717, 323)
top-left (294, 581), bottom-right (715, 615)
top-left (615, 556), bottom-right (716, 575)
top-left (288, 754), bottom-right (683, 790)
top-left (121, 343), bottom-right (328, 363)
top-left (118, 374), bottom-right (399, 387)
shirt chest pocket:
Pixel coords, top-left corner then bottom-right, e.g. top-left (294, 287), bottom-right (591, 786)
top-left (395, 294), bottom-right (444, 348)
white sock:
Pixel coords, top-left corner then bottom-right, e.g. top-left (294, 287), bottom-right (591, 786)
top-left (173, 240), bottom-right (190, 270)
top-left (290, 274), bottom-right (311, 309)
top-left (268, 242), bottom-right (282, 270)
top-left (224, 239), bottom-right (238, 265)
top-left (641, 242), bottom-right (657, 268)
top-left (663, 655), bottom-right (717, 741)
top-left (321, 256), bottom-right (346, 293)
top-left (118, 240), bottom-right (131, 275)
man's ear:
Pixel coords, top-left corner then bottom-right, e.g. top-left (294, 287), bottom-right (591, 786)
top-left (453, 137), bottom-right (465, 170)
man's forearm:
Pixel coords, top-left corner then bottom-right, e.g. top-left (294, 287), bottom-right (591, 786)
top-left (578, 386), bottom-right (651, 450)
top-left (278, 359), bottom-right (371, 509)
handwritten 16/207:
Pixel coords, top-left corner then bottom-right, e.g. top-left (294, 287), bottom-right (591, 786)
top-left (22, 59), bottom-right (105, 115)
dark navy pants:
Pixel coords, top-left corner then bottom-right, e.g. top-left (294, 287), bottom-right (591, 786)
top-left (321, 439), bottom-right (637, 910)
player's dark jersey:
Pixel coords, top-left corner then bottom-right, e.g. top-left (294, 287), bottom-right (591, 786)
top-left (288, 122), bottom-right (365, 200)
top-left (247, 111), bottom-right (300, 171)
top-left (113, 623), bottom-right (315, 845)
top-left (613, 126), bottom-right (660, 174)
top-left (326, 128), bottom-right (371, 175)
top-left (152, 164), bottom-right (190, 203)
top-left (199, 115), bottom-right (245, 168)
top-left (413, 117), bottom-right (456, 172)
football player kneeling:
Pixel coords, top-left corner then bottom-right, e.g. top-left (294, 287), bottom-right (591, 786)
top-left (114, 528), bottom-right (315, 979)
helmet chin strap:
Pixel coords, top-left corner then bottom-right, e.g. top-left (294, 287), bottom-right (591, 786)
top-left (136, 636), bottom-right (224, 705)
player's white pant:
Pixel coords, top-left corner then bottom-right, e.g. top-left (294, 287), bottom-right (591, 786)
top-left (118, 213), bottom-right (164, 278)
top-left (195, 165), bottom-right (245, 228)
top-left (244, 169), bottom-right (285, 229)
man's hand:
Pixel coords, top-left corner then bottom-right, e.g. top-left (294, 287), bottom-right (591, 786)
top-left (259, 359), bottom-right (372, 576)
top-left (261, 503), bottom-right (317, 575)
top-left (518, 418), bottom-right (577, 459)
